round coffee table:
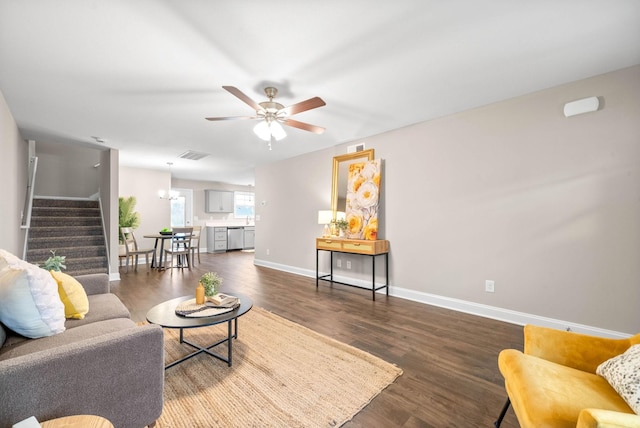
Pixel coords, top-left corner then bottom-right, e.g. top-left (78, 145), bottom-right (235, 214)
top-left (146, 293), bottom-right (253, 369)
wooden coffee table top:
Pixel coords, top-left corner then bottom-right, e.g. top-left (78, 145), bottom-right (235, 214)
top-left (40, 415), bottom-right (113, 428)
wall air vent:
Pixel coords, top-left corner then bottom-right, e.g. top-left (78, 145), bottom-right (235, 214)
top-left (347, 143), bottom-right (365, 153)
top-left (178, 150), bottom-right (209, 161)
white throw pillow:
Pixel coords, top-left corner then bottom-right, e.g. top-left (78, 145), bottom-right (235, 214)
top-left (597, 344), bottom-right (640, 415)
top-left (0, 249), bottom-right (65, 338)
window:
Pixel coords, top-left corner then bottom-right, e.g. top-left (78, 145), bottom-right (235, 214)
top-left (234, 191), bottom-right (254, 218)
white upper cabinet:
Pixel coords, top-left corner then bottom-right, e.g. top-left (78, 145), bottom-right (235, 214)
top-left (205, 190), bottom-right (234, 213)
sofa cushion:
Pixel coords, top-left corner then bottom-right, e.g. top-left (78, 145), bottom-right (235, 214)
top-left (597, 344), bottom-right (640, 414)
top-left (51, 270), bottom-right (89, 319)
top-left (0, 249), bottom-right (65, 338)
top-left (499, 349), bottom-right (634, 428)
top-left (0, 318), bottom-right (136, 361)
top-left (64, 293), bottom-right (130, 329)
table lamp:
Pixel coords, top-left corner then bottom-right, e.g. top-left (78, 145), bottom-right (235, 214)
top-left (317, 210), bottom-right (332, 237)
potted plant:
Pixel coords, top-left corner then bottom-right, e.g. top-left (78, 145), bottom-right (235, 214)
top-left (42, 250), bottom-right (66, 271)
top-left (118, 196), bottom-right (141, 258)
top-left (333, 218), bottom-right (349, 237)
top-left (119, 196), bottom-right (140, 233)
top-left (200, 272), bottom-right (223, 297)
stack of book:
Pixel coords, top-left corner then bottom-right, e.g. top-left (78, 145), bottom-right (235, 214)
top-left (205, 293), bottom-right (240, 308)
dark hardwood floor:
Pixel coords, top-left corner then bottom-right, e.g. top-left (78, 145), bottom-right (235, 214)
top-left (112, 251), bottom-right (523, 427)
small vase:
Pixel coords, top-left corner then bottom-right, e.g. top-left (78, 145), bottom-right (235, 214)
top-left (196, 282), bottom-right (205, 304)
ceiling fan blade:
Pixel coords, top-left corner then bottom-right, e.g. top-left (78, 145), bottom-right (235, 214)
top-left (222, 86), bottom-right (262, 112)
top-left (205, 116), bottom-right (257, 121)
top-left (282, 118), bottom-right (325, 134)
top-left (280, 97), bottom-right (326, 116)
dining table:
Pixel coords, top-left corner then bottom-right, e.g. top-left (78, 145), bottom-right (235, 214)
top-left (143, 233), bottom-right (174, 270)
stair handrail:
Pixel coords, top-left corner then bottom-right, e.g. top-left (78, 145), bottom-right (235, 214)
top-left (97, 195), bottom-right (111, 272)
top-left (21, 156), bottom-right (38, 259)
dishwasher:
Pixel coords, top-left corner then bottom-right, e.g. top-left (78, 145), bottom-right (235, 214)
top-left (227, 227), bottom-right (244, 251)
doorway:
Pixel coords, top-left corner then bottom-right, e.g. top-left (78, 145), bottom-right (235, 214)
top-left (170, 188), bottom-right (193, 227)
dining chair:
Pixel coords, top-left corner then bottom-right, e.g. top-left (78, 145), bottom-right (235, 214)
top-left (119, 227), bottom-right (155, 273)
top-left (189, 225), bottom-right (202, 265)
top-left (164, 227), bottom-right (193, 273)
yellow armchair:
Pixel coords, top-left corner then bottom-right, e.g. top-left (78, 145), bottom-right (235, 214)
top-left (495, 325), bottom-right (640, 428)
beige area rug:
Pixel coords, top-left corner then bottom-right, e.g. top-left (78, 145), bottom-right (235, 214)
top-left (156, 307), bottom-right (402, 427)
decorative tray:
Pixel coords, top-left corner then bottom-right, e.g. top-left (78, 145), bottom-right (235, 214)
top-left (175, 298), bottom-right (239, 318)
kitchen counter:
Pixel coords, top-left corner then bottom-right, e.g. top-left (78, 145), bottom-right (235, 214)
top-left (206, 225), bottom-right (254, 252)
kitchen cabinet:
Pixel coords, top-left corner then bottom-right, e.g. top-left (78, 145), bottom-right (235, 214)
top-left (244, 227), bottom-right (255, 249)
top-left (207, 226), bottom-right (228, 252)
top-left (205, 190), bottom-right (234, 213)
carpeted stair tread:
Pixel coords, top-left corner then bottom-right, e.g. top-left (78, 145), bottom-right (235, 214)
top-left (28, 236), bottom-right (105, 249)
top-left (32, 198), bottom-right (99, 209)
top-left (30, 217), bottom-right (102, 227)
top-left (29, 225), bottom-right (104, 238)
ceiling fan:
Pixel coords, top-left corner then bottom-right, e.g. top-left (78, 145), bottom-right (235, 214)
top-left (205, 86), bottom-right (326, 141)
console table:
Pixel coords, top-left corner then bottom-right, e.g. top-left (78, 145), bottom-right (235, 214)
top-left (315, 238), bottom-right (389, 300)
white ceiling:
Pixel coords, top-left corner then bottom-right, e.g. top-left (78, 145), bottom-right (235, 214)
top-left (1, 1), bottom-right (639, 185)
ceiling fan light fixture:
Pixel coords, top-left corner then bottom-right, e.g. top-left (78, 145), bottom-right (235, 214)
top-left (271, 121), bottom-right (287, 141)
top-left (211, 85), bottom-right (325, 143)
top-left (253, 120), bottom-right (271, 141)
top-left (253, 119), bottom-right (287, 141)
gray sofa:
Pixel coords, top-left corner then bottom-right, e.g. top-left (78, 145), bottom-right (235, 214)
top-left (0, 274), bottom-right (164, 428)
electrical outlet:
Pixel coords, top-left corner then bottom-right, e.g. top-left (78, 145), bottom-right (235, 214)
top-left (485, 280), bottom-right (495, 293)
top-left (266, 249), bottom-right (270, 255)
top-left (337, 259), bottom-right (342, 268)
top-left (346, 261), bottom-right (352, 269)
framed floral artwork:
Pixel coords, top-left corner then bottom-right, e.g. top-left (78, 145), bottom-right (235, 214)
top-left (345, 159), bottom-right (381, 240)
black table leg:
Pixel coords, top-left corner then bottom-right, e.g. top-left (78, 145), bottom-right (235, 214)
top-left (372, 255), bottom-right (376, 301)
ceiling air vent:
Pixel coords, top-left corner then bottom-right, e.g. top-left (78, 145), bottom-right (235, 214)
top-left (178, 150), bottom-right (209, 161)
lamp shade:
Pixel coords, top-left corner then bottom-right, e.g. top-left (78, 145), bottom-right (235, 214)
top-left (271, 121), bottom-right (287, 141)
top-left (317, 210), bottom-right (333, 225)
top-left (253, 121), bottom-right (271, 141)
top-left (253, 120), bottom-right (287, 141)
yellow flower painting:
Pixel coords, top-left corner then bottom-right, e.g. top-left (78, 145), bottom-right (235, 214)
top-left (345, 159), bottom-right (381, 240)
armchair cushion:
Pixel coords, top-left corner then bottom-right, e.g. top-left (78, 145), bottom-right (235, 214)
top-left (50, 271), bottom-right (89, 320)
top-left (597, 345), bottom-right (640, 414)
top-left (577, 408), bottom-right (640, 428)
top-left (500, 349), bottom-right (632, 428)
top-left (499, 325), bottom-right (640, 428)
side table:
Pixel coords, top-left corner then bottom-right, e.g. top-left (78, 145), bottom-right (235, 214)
top-left (40, 415), bottom-right (114, 428)
top-left (316, 237), bottom-right (390, 300)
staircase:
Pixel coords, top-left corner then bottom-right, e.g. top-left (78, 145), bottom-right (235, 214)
top-left (26, 198), bottom-right (109, 276)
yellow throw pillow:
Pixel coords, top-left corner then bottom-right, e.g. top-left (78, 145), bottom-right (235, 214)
top-left (50, 271), bottom-right (89, 320)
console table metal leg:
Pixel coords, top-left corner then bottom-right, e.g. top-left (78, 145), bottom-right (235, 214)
top-left (386, 253), bottom-right (389, 295)
top-left (316, 249), bottom-right (319, 289)
top-left (372, 255), bottom-right (376, 301)
top-left (330, 251), bottom-right (333, 282)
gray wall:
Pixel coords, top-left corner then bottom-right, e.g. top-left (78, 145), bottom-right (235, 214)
top-left (0, 90), bottom-right (28, 256)
top-left (34, 141), bottom-right (101, 198)
top-left (255, 65), bottom-right (640, 335)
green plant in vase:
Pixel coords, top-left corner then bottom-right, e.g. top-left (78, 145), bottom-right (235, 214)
top-left (42, 250), bottom-right (66, 271)
top-left (200, 272), bottom-right (223, 297)
top-left (333, 218), bottom-right (349, 237)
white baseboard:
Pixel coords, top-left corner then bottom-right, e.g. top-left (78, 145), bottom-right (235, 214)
top-left (254, 258), bottom-right (630, 339)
